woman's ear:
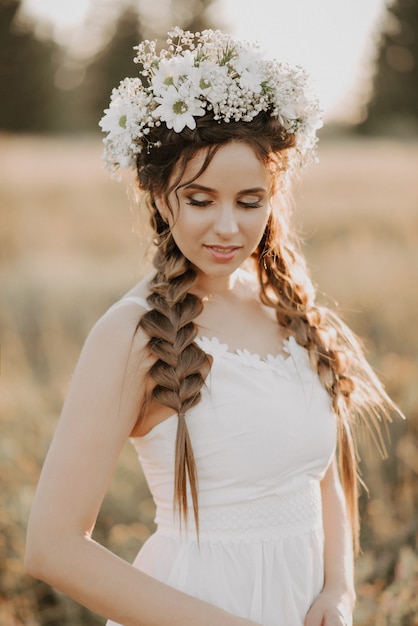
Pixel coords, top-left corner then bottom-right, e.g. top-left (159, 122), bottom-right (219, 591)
top-left (154, 195), bottom-right (169, 225)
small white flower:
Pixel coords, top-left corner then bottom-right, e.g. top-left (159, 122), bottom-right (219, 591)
top-left (99, 102), bottom-right (127, 136)
top-left (153, 85), bottom-right (205, 133)
top-left (239, 71), bottom-right (262, 93)
top-left (151, 50), bottom-right (198, 95)
top-left (201, 62), bottom-right (230, 105)
top-left (231, 48), bottom-right (264, 93)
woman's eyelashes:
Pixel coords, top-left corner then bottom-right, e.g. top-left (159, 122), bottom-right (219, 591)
top-left (238, 199), bottom-right (263, 209)
top-left (185, 196), bottom-right (264, 209)
top-left (186, 196), bottom-right (212, 207)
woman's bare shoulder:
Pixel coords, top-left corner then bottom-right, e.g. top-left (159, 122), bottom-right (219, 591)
top-left (94, 271), bottom-right (156, 343)
top-left (81, 273), bottom-right (156, 376)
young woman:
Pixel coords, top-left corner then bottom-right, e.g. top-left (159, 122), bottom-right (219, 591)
top-left (25, 28), bottom-right (397, 626)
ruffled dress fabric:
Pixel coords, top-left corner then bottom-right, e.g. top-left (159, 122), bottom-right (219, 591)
top-left (106, 297), bottom-right (337, 626)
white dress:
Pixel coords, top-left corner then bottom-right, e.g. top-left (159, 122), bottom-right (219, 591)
top-left (106, 295), bottom-right (337, 626)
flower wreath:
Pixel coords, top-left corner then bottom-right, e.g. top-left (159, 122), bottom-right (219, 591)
top-left (99, 27), bottom-right (323, 173)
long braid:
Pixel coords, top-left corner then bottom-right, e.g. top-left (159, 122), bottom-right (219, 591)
top-left (138, 236), bottom-right (211, 531)
top-left (256, 214), bottom-right (396, 554)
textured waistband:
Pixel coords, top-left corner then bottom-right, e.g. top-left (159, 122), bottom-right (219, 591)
top-left (155, 481), bottom-right (323, 542)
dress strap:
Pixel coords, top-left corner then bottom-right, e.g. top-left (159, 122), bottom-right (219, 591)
top-left (113, 296), bottom-right (152, 311)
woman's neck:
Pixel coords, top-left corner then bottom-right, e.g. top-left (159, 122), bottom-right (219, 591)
top-left (192, 267), bottom-right (251, 301)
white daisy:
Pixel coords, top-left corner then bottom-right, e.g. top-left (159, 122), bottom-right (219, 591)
top-left (231, 48), bottom-right (265, 93)
top-left (153, 85), bottom-right (205, 133)
top-left (99, 100), bottom-right (128, 136)
top-left (151, 51), bottom-right (199, 94)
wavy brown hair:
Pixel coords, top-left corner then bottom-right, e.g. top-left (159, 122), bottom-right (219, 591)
top-left (135, 111), bottom-right (396, 551)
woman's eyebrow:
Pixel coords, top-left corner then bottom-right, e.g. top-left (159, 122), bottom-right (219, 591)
top-left (183, 183), bottom-right (266, 194)
top-left (237, 187), bottom-right (266, 195)
top-left (183, 183), bottom-right (214, 192)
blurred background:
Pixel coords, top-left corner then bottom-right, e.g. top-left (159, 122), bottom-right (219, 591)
top-left (0, 0), bottom-right (417, 624)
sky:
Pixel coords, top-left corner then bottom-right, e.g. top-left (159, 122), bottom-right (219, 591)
top-left (22, 0), bottom-right (390, 123)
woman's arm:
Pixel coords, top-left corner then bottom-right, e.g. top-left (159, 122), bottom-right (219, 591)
top-left (25, 303), bottom-right (258, 626)
top-left (304, 457), bottom-right (356, 626)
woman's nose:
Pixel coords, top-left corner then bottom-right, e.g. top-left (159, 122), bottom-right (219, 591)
top-left (213, 205), bottom-right (239, 237)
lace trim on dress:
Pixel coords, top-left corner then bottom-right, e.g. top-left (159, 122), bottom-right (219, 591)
top-left (195, 335), bottom-right (309, 376)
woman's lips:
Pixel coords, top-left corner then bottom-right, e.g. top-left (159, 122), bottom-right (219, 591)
top-left (204, 245), bottom-right (242, 262)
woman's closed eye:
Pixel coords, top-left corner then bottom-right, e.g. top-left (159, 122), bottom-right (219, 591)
top-left (237, 195), bottom-right (265, 209)
top-left (186, 196), bottom-right (212, 207)
top-left (186, 195), bottom-right (265, 209)
top-left (238, 200), bottom-right (262, 209)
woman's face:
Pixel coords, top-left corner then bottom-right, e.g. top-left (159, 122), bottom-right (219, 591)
top-left (157, 141), bottom-right (272, 282)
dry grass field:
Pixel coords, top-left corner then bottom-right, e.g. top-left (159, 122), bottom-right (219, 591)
top-left (1, 134), bottom-right (417, 625)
